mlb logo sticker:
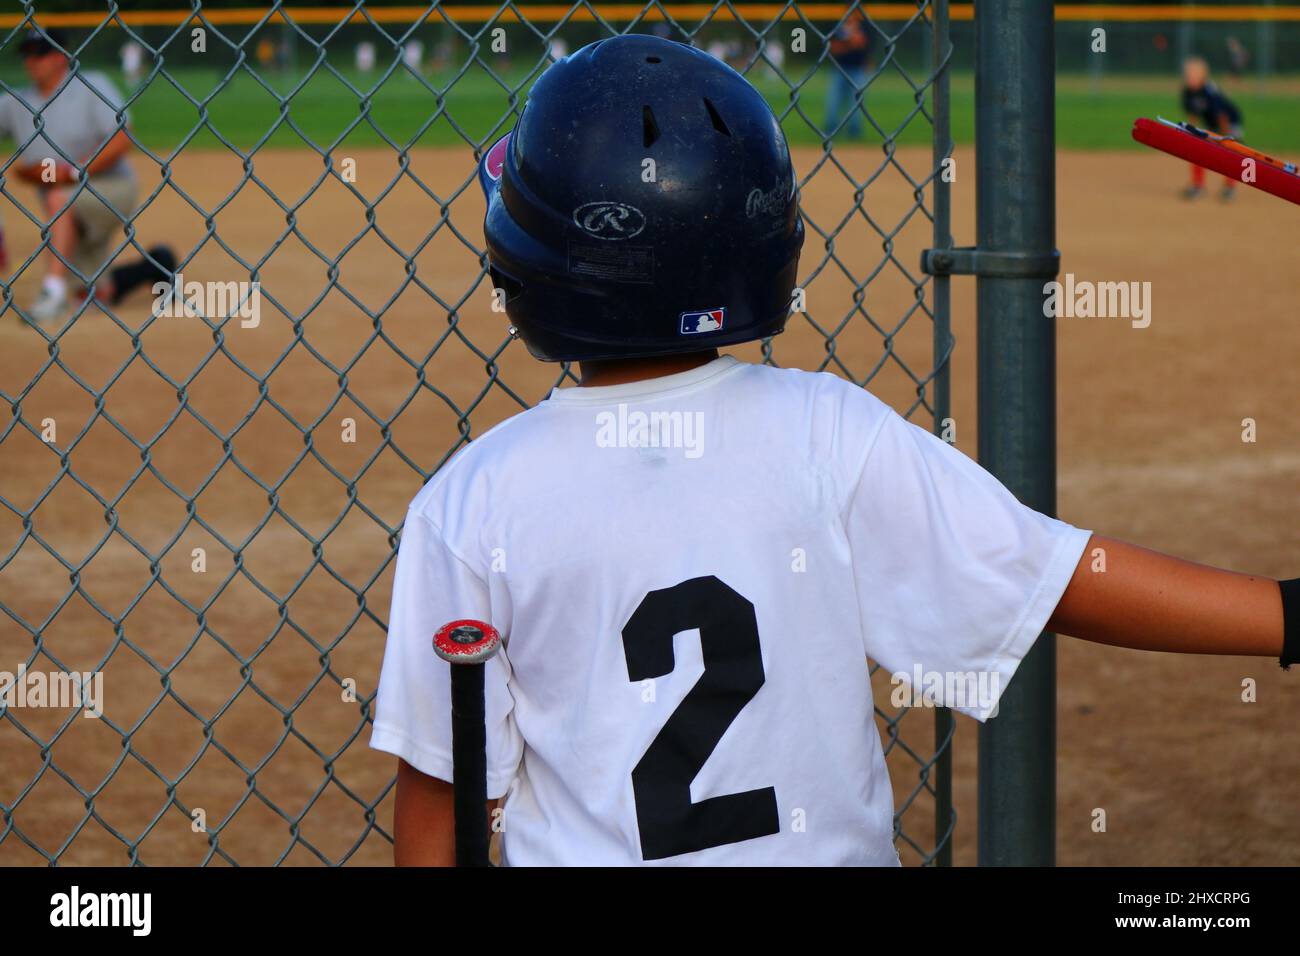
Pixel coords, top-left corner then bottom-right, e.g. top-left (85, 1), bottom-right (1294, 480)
top-left (478, 134), bottom-right (511, 198)
top-left (680, 308), bottom-right (725, 335)
top-left (483, 134), bottom-right (510, 182)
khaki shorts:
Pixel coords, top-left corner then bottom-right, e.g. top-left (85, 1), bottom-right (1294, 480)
top-left (68, 174), bottom-right (138, 281)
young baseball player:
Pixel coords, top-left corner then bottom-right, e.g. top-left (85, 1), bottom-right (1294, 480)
top-left (1180, 55), bottom-right (1244, 201)
top-left (371, 35), bottom-right (1295, 866)
top-left (0, 29), bottom-right (176, 325)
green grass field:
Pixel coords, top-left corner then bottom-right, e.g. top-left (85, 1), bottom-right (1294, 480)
top-left (1, 64), bottom-right (1297, 155)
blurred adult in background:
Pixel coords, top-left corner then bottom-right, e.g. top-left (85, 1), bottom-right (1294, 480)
top-left (355, 40), bottom-right (376, 74)
top-left (823, 6), bottom-right (871, 141)
top-left (763, 34), bottom-right (786, 77)
top-left (1225, 36), bottom-right (1250, 80)
top-left (119, 39), bottom-right (144, 86)
top-left (432, 39), bottom-right (454, 73)
top-left (0, 29), bottom-right (174, 325)
top-left (402, 39), bottom-right (425, 77)
top-left (724, 37), bottom-right (744, 70)
top-left (255, 36), bottom-right (275, 70)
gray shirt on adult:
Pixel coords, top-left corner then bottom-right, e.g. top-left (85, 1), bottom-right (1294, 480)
top-left (0, 69), bottom-right (134, 181)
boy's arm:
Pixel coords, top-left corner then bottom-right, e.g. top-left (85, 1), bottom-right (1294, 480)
top-left (393, 758), bottom-right (498, 866)
top-left (1047, 534), bottom-right (1288, 660)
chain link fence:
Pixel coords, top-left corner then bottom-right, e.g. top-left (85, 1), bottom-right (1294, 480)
top-left (0, 1), bottom-right (955, 865)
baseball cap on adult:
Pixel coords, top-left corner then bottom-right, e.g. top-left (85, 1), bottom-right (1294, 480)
top-left (18, 28), bottom-right (68, 58)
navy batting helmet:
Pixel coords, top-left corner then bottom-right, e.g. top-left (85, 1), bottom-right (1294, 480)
top-left (477, 34), bottom-right (804, 362)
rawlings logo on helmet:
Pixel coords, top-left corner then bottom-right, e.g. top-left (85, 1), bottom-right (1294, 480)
top-left (573, 201), bottom-right (646, 240)
top-left (745, 177), bottom-right (788, 218)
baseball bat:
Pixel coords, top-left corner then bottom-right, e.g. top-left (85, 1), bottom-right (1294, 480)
top-left (433, 619), bottom-right (502, 867)
top-left (1131, 117), bottom-right (1300, 207)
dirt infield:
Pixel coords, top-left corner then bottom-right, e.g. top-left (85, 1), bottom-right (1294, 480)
top-left (0, 144), bottom-right (1296, 866)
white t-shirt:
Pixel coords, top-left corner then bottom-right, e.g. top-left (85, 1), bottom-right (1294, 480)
top-left (371, 356), bottom-right (1091, 866)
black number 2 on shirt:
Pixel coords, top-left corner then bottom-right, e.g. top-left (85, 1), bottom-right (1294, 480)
top-left (621, 575), bottom-right (780, 860)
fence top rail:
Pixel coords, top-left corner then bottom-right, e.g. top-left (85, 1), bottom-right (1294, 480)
top-left (4, 4), bottom-right (1300, 30)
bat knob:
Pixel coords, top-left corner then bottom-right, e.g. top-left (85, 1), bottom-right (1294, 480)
top-left (434, 619), bottom-right (501, 665)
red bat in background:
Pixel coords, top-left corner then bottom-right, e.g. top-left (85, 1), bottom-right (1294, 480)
top-left (1132, 117), bottom-right (1300, 207)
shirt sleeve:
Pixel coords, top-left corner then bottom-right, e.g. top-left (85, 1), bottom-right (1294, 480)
top-left (370, 508), bottom-right (522, 797)
top-left (845, 408), bottom-right (1092, 720)
top-left (84, 73), bottom-right (129, 142)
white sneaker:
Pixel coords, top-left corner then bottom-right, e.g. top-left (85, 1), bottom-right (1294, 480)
top-left (25, 284), bottom-right (68, 325)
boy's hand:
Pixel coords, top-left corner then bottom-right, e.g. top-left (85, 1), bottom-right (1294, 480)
top-left (1048, 535), bottom-right (1285, 659)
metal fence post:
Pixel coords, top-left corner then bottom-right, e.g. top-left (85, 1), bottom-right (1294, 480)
top-left (1258, 0), bottom-right (1276, 88)
top-left (973, 0), bottom-right (1059, 867)
top-left (929, 0), bottom-right (955, 869)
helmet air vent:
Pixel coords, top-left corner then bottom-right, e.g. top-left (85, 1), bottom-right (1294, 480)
top-left (703, 97), bottom-right (731, 137)
top-left (642, 105), bottom-right (660, 147)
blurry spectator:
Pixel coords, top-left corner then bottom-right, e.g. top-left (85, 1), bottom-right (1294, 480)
top-left (402, 39), bottom-right (425, 76)
top-left (823, 6), bottom-right (871, 140)
top-left (1226, 36), bottom-right (1250, 79)
top-left (256, 37), bottom-right (275, 69)
top-left (725, 38), bottom-right (743, 70)
top-left (356, 40), bottom-right (376, 74)
top-left (432, 39), bottom-right (454, 72)
top-left (765, 37), bottom-right (786, 73)
top-left (119, 39), bottom-right (145, 86)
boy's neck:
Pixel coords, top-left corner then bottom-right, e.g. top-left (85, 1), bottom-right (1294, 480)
top-left (577, 350), bottom-right (721, 387)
